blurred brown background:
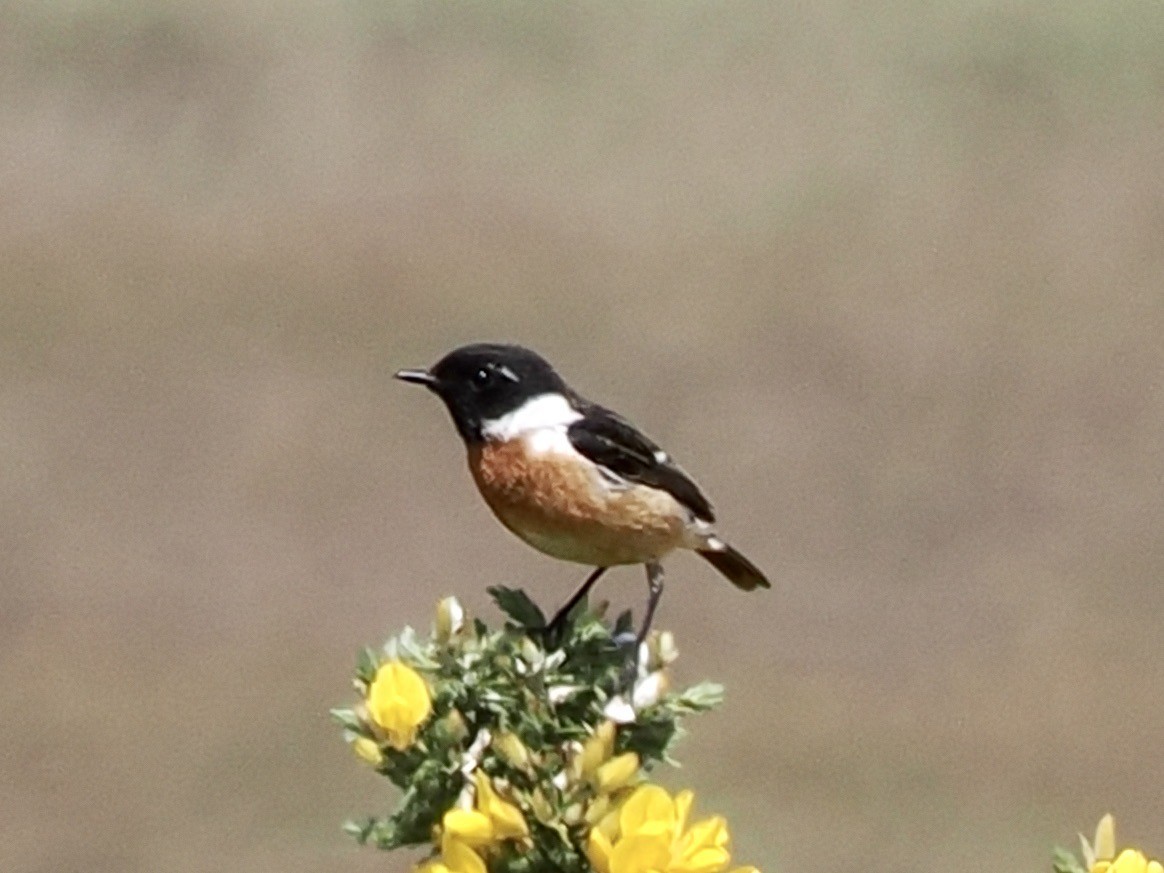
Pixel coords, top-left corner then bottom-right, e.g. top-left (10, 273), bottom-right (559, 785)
top-left (2, 2), bottom-right (1162, 872)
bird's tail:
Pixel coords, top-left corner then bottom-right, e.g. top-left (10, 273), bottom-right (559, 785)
top-left (697, 538), bottom-right (771, 591)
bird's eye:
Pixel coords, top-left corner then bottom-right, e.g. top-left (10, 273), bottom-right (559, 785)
top-left (472, 367), bottom-right (495, 390)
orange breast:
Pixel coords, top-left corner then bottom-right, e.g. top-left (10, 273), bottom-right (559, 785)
top-left (467, 438), bottom-right (689, 566)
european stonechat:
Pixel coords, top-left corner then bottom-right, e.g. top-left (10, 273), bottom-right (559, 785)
top-left (396, 343), bottom-right (769, 642)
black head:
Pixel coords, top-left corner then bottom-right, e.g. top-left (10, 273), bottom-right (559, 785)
top-left (395, 343), bottom-right (570, 443)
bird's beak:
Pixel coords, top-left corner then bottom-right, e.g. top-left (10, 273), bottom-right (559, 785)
top-left (394, 368), bottom-right (439, 388)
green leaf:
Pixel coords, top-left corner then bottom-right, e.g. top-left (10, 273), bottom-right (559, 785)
top-left (342, 817), bottom-right (379, 845)
top-left (330, 707), bottom-right (362, 732)
top-left (674, 681), bottom-right (725, 711)
top-left (1052, 846), bottom-right (1088, 873)
top-left (355, 647), bottom-right (379, 683)
top-left (489, 585), bottom-right (547, 629)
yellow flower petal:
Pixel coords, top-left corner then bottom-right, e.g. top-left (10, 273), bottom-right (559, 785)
top-left (595, 752), bottom-right (641, 794)
top-left (489, 798), bottom-right (530, 840)
top-left (1111, 850), bottom-right (1151, 873)
top-left (473, 770), bottom-right (499, 804)
top-left (609, 832), bottom-right (673, 873)
top-left (442, 809), bottom-right (494, 848)
top-left (365, 661), bottom-right (432, 750)
top-left (587, 825), bottom-right (614, 873)
top-left (674, 846), bottom-right (731, 873)
top-left (619, 784), bottom-right (677, 839)
top-left (728, 867), bottom-right (762, 873)
top-left (681, 815), bottom-right (730, 853)
top-left (674, 789), bottom-right (694, 835)
top-left (1147, 862), bottom-right (1163, 873)
top-left (441, 839), bottom-right (487, 873)
top-left (580, 721), bottom-right (618, 779)
top-left (585, 794), bottom-right (613, 827)
top-left (473, 771), bottom-right (530, 840)
top-left (596, 807), bottom-right (622, 841)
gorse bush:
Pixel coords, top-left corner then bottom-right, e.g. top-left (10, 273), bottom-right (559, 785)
top-left (332, 587), bottom-right (759, 873)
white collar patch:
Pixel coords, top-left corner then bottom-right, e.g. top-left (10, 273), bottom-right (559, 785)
top-left (481, 393), bottom-right (582, 441)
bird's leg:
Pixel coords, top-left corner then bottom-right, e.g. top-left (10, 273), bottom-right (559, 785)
top-left (543, 566), bottom-right (608, 644)
top-left (620, 561), bottom-right (665, 691)
top-left (636, 561), bottom-right (665, 650)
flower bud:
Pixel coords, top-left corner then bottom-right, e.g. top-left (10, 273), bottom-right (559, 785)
top-left (579, 721), bottom-right (617, 779)
top-left (547, 684), bottom-right (581, 704)
top-left (562, 802), bottom-right (585, 827)
top-left (584, 794), bottom-right (612, 826)
top-left (434, 596), bottom-right (466, 642)
top-left (632, 670), bottom-right (670, 709)
top-left (349, 734), bottom-right (383, 766)
top-left (519, 637), bottom-right (544, 671)
top-left (601, 696), bottom-right (637, 725)
top-left (528, 788), bottom-right (555, 824)
top-left (494, 732), bottom-right (532, 771)
top-left (650, 630), bottom-right (678, 668)
top-left (593, 751), bottom-right (640, 794)
top-left (1094, 814), bottom-right (1116, 863)
top-left (441, 708), bottom-right (469, 743)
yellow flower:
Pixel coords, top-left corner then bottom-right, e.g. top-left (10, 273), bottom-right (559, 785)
top-left (621, 784), bottom-right (686, 840)
top-left (438, 771), bottom-right (530, 855)
top-left (417, 838), bottom-right (487, 873)
top-left (349, 734), bottom-right (383, 766)
top-left (1104, 850), bottom-right (1164, 873)
top-left (585, 783), bottom-right (756, 873)
top-left (579, 721), bottom-right (618, 780)
top-left (365, 661), bottom-right (432, 750)
top-left (442, 809), bottom-right (495, 848)
top-left (610, 833), bottom-right (673, 873)
top-left (473, 770), bottom-right (530, 841)
top-left (587, 827), bottom-right (615, 873)
top-left (1084, 814), bottom-right (1162, 873)
top-left (594, 752), bottom-right (641, 794)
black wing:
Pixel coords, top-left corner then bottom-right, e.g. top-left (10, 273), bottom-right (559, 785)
top-left (567, 404), bottom-right (715, 522)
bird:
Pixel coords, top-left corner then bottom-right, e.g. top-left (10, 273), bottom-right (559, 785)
top-left (395, 342), bottom-right (769, 646)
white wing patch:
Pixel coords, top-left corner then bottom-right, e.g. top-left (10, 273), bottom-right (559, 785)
top-left (653, 450), bottom-right (668, 463)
